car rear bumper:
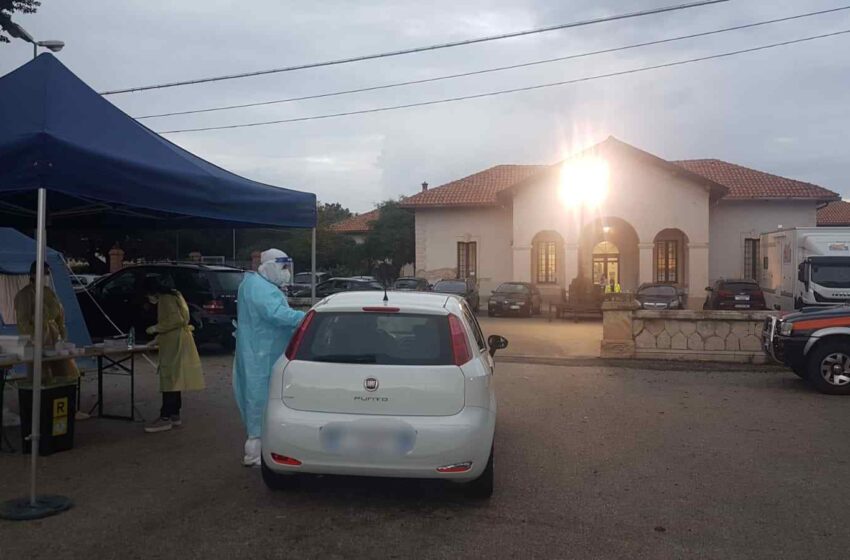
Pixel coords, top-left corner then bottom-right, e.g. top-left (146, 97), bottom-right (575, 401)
top-left (262, 404), bottom-right (495, 481)
top-left (488, 301), bottom-right (529, 313)
top-left (194, 315), bottom-right (236, 342)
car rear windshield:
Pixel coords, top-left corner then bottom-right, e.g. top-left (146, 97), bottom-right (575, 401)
top-left (434, 281), bottom-right (466, 294)
top-left (638, 286), bottom-right (677, 297)
top-left (394, 279), bottom-right (422, 289)
top-left (213, 271), bottom-right (245, 293)
top-left (293, 272), bottom-right (313, 284)
top-left (295, 312), bottom-right (453, 365)
top-left (721, 282), bottom-right (759, 293)
top-left (495, 283), bottom-right (529, 294)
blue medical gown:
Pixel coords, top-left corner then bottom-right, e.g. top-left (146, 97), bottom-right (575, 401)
top-left (233, 272), bottom-right (305, 437)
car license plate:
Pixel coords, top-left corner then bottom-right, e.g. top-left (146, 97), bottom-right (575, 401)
top-left (510, 305), bottom-right (520, 310)
top-left (735, 295), bottom-right (750, 301)
top-left (322, 424), bottom-right (415, 456)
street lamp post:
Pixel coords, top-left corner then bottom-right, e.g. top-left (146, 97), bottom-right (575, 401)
top-left (0, 16), bottom-right (64, 59)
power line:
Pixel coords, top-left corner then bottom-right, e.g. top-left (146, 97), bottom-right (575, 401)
top-left (157, 29), bottom-right (850, 134)
top-left (101, 0), bottom-right (727, 95)
top-left (136, 6), bottom-right (850, 120)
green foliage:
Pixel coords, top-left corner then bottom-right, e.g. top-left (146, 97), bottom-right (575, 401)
top-left (363, 200), bottom-right (415, 276)
top-left (0, 1), bottom-right (41, 44)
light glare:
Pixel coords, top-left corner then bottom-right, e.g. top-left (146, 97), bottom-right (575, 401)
top-left (559, 157), bottom-right (609, 209)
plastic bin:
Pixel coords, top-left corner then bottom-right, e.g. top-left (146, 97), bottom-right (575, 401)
top-left (18, 382), bottom-right (77, 455)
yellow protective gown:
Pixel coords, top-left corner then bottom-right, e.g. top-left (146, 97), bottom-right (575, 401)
top-left (14, 283), bottom-right (80, 382)
top-left (152, 292), bottom-right (205, 392)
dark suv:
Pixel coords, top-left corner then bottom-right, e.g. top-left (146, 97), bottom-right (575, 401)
top-left (77, 264), bottom-right (245, 349)
top-left (432, 278), bottom-right (480, 311)
top-left (703, 278), bottom-right (766, 310)
top-left (764, 306), bottom-right (850, 395)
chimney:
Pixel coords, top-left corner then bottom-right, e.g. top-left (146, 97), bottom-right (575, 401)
top-left (421, 181), bottom-right (429, 192)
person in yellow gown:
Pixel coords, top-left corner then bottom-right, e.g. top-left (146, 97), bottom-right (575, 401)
top-left (143, 277), bottom-right (205, 433)
top-left (14, 262), bottom-right (79, 384)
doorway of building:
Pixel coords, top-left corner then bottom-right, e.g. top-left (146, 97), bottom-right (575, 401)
top-left (592, 241), bottom-right (620, 284)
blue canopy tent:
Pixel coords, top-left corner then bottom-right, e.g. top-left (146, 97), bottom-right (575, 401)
top-left (0, 54), bottom-right (317, 518)
top-left (0, 228), bottom-right (91, 348)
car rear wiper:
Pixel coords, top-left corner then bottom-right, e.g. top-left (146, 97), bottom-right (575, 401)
top-left (312, 354), bottom-right (378, 364)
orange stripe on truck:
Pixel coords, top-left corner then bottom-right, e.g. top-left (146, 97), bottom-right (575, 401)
top-left (794, 317), bottom-right (850, 331)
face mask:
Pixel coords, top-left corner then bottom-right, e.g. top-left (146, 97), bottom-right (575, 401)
top-left (147, 295), bottom-right (159, 305)
top-left (281, 268), bottom-right (291, 284)
top-left (259, 261), bottom-right (287, 287)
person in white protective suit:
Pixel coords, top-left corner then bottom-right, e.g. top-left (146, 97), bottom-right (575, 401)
top-left (233, 249), bottom-right (305, 466)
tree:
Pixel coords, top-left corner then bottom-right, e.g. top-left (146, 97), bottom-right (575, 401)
top-left (363, 200), bottom-right (414, 279)
top-left (0, 1), bottom-right (41, 44)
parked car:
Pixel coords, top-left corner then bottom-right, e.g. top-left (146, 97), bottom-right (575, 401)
top-left (636, 283), bottom-right (683, 310)
top-left (392, 277), bottom-right (430, 292)
top-left (292, 277), bottom-right (384, 299)
top-left (70, 274), bottom-right (100, 290)
top-left (764, 306), bottom-right (850, 395)
top-left (261, 290), bottom-right (508, 498)
top-left (487, 282), bottom-right (541, 317)
top-left (76, 263), bottom-right (245, 348)
top-left (432, 278), bottom-right (480, 310)
top-left (703, 278), bottom-right (766, 310)
top-left (288, 271), bottom-right (330, 296)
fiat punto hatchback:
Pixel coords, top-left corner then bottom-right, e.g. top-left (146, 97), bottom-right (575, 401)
top-left (262, 291), bottom-right (507, 498)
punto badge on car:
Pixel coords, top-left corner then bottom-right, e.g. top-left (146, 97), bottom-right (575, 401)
top-left (364, 377), bottom-right (379, 392)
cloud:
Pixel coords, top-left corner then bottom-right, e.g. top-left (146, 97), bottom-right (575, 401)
top-left (1, 0), bottom-right (849, 210)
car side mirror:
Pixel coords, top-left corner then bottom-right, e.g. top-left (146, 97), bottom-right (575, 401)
top-left (488, 334), bottom-right (508, 357)
top-left (705, 287), bottom-right (713, 292)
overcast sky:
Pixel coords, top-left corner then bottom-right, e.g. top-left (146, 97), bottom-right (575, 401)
top-left (1, 0), bottom-right (848, 211)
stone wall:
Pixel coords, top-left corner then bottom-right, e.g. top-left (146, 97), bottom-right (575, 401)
top-left (601, 301), bottom-right (772, 363)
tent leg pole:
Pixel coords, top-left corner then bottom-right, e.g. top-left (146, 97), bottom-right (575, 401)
top-left (311, 228), bottom-right (317, 305)
top-left (30, 188), bottom-right (47, 506)
top-left (0, 188), bottom-right (73, 521)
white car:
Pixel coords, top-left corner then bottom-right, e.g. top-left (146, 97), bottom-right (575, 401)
top-left (262, 291), bottom-right (508, 498)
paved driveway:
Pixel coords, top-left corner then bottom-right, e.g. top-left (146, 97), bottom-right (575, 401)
top-left (3, 353), bottom-right (849, 558)
top-left (477, 316), bottom-right (602, 358)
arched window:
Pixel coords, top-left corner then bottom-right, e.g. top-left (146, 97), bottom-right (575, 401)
top-left (531, 231), bottom-right (563, 285)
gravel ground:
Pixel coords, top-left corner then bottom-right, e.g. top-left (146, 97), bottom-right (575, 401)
top-left (1, 353), bottom-right (849, 559)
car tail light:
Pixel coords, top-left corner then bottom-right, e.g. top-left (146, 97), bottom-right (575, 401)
top-left (437, 462), bottom-right (472, 473)
top-left (362, 307), bottom-right (400, 313)
top-left (285, 310), bottom-right (315, 360)
top-left (203, 300), bottom-right (225, 314)
top-left (718, 290), bottom-right (733, 298)
top-left (448, 314), bottom-right (471, 366)
top-left (271, 453), bottom-right (302, 466)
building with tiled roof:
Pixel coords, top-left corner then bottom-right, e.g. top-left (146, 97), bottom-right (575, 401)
top-left (406, 136), bottom-right (841, 305)
top-left (817, 200), bottom-right (850, 226)
top-left (329, 208), bottom-right (381, 244)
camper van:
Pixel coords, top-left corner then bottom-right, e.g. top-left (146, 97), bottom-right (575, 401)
top-left (760, 227), bottom-right (850, 310)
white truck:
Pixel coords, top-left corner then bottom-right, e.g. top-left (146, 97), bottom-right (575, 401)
top-left (760, 227), bottom-right (850, 310)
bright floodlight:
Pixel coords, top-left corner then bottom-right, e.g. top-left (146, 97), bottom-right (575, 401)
top-left (558, 156), bottom-right (610, 209)
top-left (37, 40), bottom-right (64, 52)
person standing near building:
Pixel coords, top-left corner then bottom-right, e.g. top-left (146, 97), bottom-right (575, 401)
top-left (606, 277), bottom-right (621, 294)
top-left (143, 277), bottom-right (205, 433)
top-left (233, 249), bottom-right (305, 467)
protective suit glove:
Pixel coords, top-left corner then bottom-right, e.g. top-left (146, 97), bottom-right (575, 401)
top-left (145, 326), bottom-right (158, 335)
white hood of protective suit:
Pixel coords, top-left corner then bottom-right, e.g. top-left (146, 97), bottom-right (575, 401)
top-left (258, 248), bottom-right (290, 287)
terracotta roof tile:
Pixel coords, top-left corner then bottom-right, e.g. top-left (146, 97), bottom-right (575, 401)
top-left (399, 165), bottom-right (545, 208)
top-left (818, 200), bottom-right (850, 226)
top-left (673, 159), bottom-right (838, 201)
top-left (329, 208), bottom-right (381, 233)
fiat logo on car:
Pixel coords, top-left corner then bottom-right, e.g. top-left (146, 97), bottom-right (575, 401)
top-left (364, 377), bottom-right (379, 392)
